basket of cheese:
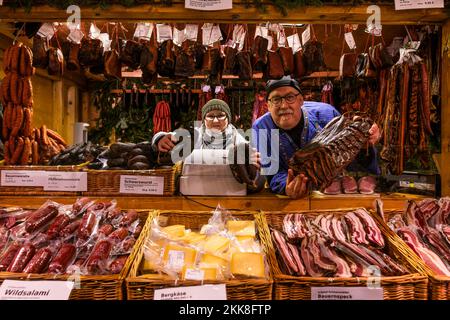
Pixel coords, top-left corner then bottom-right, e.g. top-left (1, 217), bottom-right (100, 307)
top-left (126, 208), bottom-right (273, 300)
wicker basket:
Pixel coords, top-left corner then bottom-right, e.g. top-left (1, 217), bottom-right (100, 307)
top-left (126, 210), bottom-right (273, 300)
top-left (258, 209), bottom-right (428, 300)
top-left (0, 165), bottom-right (85, 196)
top-left (0, 210), bottom-right (152, 300)
top-left (84, 167), bottom-right (176, 197)
top-left (377, 208), bottom-right (450, 300)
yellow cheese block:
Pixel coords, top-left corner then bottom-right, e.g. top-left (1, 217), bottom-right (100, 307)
top-left (180, 232), bottom-right (207, 245)
top-left (182, 266), bottom-right (218, 281)
top-left (230, 252), bottom-right (265, 278)
top-left (199, 253), bottom-right (229, 269)
top-left (203, 235), bottom-right (230, 254)
top-left (162, 243), bottom-right (197, 272)
top-left (226, 220), bottom-right (256, 237)
top-left (161, 225), bottom-right (186, 239)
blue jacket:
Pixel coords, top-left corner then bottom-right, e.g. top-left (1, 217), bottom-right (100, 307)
top-left (251, 101), bottom-right (380, 195)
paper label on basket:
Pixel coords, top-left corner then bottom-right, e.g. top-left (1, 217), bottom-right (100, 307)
top-left (394, 0), bottom-right (443, 10)
top-left (311, 287), bottom-right (383, 300)
top-left (1, 170), bottom-right (46, 187)
top-left (0, 280), bottom-right (74, 300)
top-left (154, 284), bottom-right (227, 300)
top-left (184, 268), bottom-right (205, 281)
top-left (119, 175), bottom-right (164, 195)
top-left (43, 172), bottom-right (87, 191)
top-left (168, 250), bottom-right (185, 272)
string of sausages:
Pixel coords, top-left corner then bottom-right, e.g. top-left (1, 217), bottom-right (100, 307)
top-left (1, 43), bottom-right (67, 165)
top-left (152, 100), bottom-right (171, 134)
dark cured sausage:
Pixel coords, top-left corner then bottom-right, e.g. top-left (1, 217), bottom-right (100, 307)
top-left (108, 255), bottom-right (128, 274)
top-left (48, 243), bottom-right (76, 274)
top-left (60, 220), bottom-right (81, 238)
top-left (7, 244), bottom-right (36, 273)
top-left (25, 203), bottom-right (59, 233)
top-left (119, 210), bottom-right (138, 227)
top-left (77, 211), bottom-right (97, 240)
top-left (86, 240), bottom-right (112, 274)
top-left (0, 243), bottom-right (21, 271)
top-left (23, 247), bottom-right (53, 273)
top-left (46, 214), bottom-right (71, 239)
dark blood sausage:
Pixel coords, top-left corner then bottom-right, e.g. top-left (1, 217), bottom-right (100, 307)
top-left (77, 211), bottom-right (97, 239)
top-left (98, 224), bottom-right (114, 237)
top-left (119, 209), bottom-right (138, 227)
top-left (109, 228), bottom-right (128, 241)
top-left (86, 240), bottom-right (113, 274)
top-left (0, 243), bottom-right (21, 271)
top-left (23, 247), bottom-right (53, 273)
top-left (25, 203), bottom-right (59, 233)
top-left (48, 243), bottom-right (77, 274)
top-left (46, 214), bottom-right (71, 239)
top-left (7, 244), bottom-right (36, 273)
top-left (60, 220), bottom-right (81, 238)
top-left (108, 255), bottom-right (129, 274)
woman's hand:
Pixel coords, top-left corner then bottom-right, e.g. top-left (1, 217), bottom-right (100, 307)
top-left (157, 134), bottom-right (177, 152)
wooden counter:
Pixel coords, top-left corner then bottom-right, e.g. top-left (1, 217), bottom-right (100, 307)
top-left (0, 191), bottom-right (426, 212)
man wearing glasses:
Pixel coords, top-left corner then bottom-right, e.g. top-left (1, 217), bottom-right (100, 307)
top-left (252, 76), bottom-right (381, 199)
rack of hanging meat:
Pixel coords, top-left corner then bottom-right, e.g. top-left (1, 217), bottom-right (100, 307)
top-left (382, 197), bottom-right (450, 300)
top-left (256, 207), bottom-right (428, 300)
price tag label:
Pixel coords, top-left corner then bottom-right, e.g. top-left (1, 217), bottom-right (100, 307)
top-left (185, 0), bottom-right (232, 11)
top-left (134, 23), bottom-right (152, 40)
top-left (255, 26), bottom-right (268, 39)
top-left (119, 175), bottom-right (164, 195)
top-left (44, 172), bottom-right (87, 191)
top-left (311, 287), bottom-right (383, 300)
top-left (287, 34), bottom-right (302, 53)
top-left (302, 25), bottom-right (311, 46)
top-left (185, 24), bottom-right (199, 41)
top-left (184, 268), bottom-right (205, 281)
top-left (168, 250), bottom-right (185, 272)
top-left (344, 32), bottom-right (357, 50)
top-left (37, 23), bottom-right (55, 41)
top-left (67, 28), bottom-right (84, 44)
top-left (89, 23), bottom-right (101, 39)
top-left (395, 0), bottom-right (443, 10)
top-left (156, 24), bottom-right (173, 43)
top-left (1, 170), bottom-right (45, 187)
top-left (0, 280), bottom-right (74, 300)
top-left (154, 284), bottom-right (227, 300)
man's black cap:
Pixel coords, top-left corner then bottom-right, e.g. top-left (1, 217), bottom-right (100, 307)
top-left (266, 76), bottom-right (302, 95)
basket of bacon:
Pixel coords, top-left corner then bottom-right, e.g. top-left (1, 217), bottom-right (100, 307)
top-left (126, 207), bottom-right (273, 300)
top-left (258, 207), bottom-right (428, 300)
top-left (382, 197), bottom-right (450, 300)
top-left (0, 197), bottom-right (151, 300)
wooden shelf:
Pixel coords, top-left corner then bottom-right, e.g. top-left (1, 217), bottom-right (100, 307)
top-left (0, 4), bottom-right (447, 25)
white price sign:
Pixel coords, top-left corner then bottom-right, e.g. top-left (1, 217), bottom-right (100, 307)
top-left (154, 284), bottom-right (227, 300)
top-left (44, 172), bottom-right (87, 191)
top-left (1, 170), bottom-right (46, 187)
top-left (119, 175), bottom-right (164, 195)
top-left (395, 0), bottom-right (443, 10)
top-left (185, 0), bottom-right (232, 11)
top-left (311, 287), bottom-right (383, 300)
top-left (0, 280), bottom-right (74, 300)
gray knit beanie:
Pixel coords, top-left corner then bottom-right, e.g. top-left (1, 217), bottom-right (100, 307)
top-left (202, 99), bottom-right (232, 122)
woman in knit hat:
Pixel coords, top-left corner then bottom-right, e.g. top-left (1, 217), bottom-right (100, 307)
top-left (152, 98), bottom-right (247, 152)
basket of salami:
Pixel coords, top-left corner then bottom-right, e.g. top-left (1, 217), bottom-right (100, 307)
top-left (258, 207), bottom-right (428, 300)
top-left (83, 142), bottom-right (177, 197)
top-left (126, 208), bottom-right (273, 300)
top-left (0, 197), bottom-right (152, 300)
top-left (0, 165), bottom-right (86, 196)
top-left (381, 197), bottom-right (450, 300)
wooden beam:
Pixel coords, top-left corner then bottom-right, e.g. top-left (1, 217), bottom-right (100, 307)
top-left (0, 4), bottom-right (447, 25)
top-left (441, 19), bottom-right (450, 196)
